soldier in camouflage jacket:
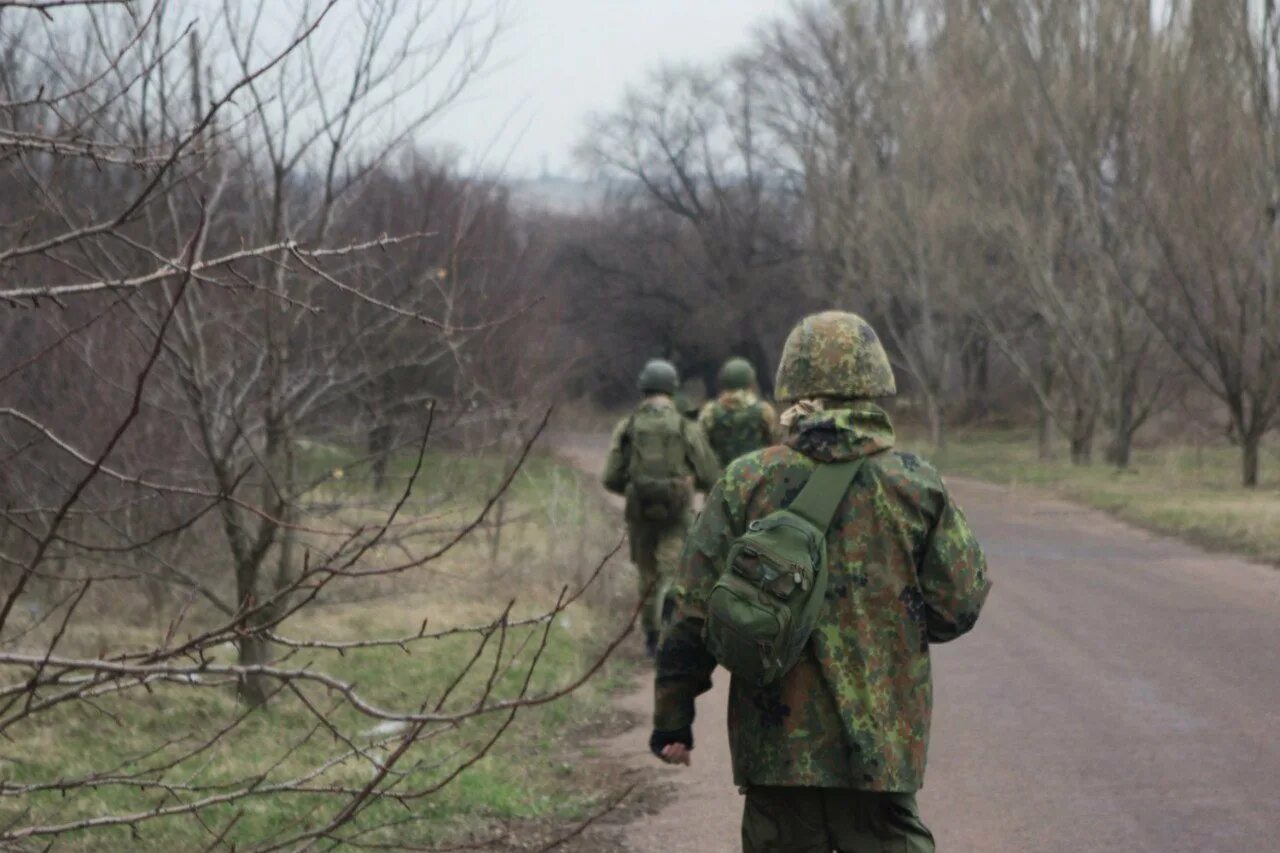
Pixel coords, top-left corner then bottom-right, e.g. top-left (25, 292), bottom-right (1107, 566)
top-left (698, 357), bottom-right (780, 468)
top-left (651, 313), bottom-right (990, 852)
top-left (604, 359), bottom-right (721, 658)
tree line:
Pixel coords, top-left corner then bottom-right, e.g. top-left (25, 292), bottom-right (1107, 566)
top-left (559, 0), bottom-right (1279, 487)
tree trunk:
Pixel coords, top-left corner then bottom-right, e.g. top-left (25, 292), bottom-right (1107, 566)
top-left (1107, 430), bottom-right (1133, 470)
top-left (234, 551), bottom-right (270, 706)
top-left (265, 425), bottom-right (299, 666)
top-left (368, 373), bottom-right (395, 491)
top-left (1242, 430), bottom-right (1261, 488)
top-left (369, 424), bottom-right (391, 492)
top-left (238, 633), bottom-right (272, 707)
top-left (1106, 384), bottom-right (1136, 470)
top-left (488, 493), bottom-right (506, 563)
top-left (925, 394), bottom-right (946, 451)
top-left (961, 334), bottom-right (990, 416)
top-left (275, 435), bottom-right (298, 594)
top-left (976, 338), bottom-right (990, 396)
top-left (1037, 401), bottom-right (1053, 461)
top-left (1070, 434), bottom-right (1092, 465)
top-left (1037, 352), bottom-right (1055, 461)
top-left (237, 414), bottom-right (288, 706)
top-left (1069, 406), bottom-right (1095, 465)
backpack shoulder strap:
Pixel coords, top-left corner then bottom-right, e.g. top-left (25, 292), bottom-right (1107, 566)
top-left (620, 412), bottom-right (638, 458)
top-left (787, 458), bottom-right (866, 531)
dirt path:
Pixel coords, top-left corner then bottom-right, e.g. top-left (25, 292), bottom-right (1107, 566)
top-left (555, 432), bottom-right (741, 850)
top-left (591, 674), bottom-right (737, 851)
top-left (561, 436), bottom-right (1280, 852)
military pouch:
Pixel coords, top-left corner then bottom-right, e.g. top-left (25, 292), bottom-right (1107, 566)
top-left (703, 459), bottom-right (864, 686)
top-left (627, 475), bottom-right (689, 523)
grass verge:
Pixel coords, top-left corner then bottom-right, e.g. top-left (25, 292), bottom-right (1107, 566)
top-left (923, 429), bottom-right (1280, 565)
top-left (0, 447), bottom-right (638, 850)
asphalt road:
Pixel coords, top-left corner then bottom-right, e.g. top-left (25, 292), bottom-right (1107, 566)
top-left (594, 475), bottom-right (1280, 853)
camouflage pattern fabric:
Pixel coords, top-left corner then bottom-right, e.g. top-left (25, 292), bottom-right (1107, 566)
top-left (741, 787), bottom-right (934, 853)
top-left (774, 311), bottom-right (897, 402)
top-left (603, 396), bottom-right (721, 635)
top-left (630, 517), bottom-right (690, 635)
top-left (698, 390), bottom-right (780, 468)
top-left (654, 402), bottom-right (989, 791)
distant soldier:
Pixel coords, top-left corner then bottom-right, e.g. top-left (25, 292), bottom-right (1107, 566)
top-left (650, 312), bottom-right (990, 852)
top-left (603, 359), bottom-right (720, 657)
top-left (698, 357), bottom-right (779, 467)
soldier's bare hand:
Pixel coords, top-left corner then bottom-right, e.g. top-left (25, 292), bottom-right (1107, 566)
top-left (660, 743), bottom-right (691, 766)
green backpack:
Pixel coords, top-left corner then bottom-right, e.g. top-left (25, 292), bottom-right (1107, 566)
top-left (706, 400), bottom-right (770, 467)
top-left (624, 405), bottom-right (691, 524)
top-left (703, 458), bottom-right (865, 686)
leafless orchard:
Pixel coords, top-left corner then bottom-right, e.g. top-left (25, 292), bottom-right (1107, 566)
top-left (0, 0), bottom-right (627, 848)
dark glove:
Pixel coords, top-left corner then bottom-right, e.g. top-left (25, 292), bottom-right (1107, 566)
top-left (650, 726), bottom-right (693, 758)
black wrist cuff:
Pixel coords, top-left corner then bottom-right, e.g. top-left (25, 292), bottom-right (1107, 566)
top-left (650, 726), bottom-right (693, 757)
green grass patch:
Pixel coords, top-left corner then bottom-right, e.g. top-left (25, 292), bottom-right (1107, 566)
top-left (298, 441), bottom-right (599, 520)
top-left (1, 607), bottom-right (634, 849)
top-left (297, 438), bottom-right (579, 494)
top-left (918, 428), bottom-right (1280, 564)
top-left (0, 449), bottom-right (635, 850)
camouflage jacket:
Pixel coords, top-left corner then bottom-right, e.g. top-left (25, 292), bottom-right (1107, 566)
top-left (654, 403), bottom-right (990, 792)
top-left (698, 391), bottom-right (780, 468)
top-left (602, 396), bottom-right (721, 498)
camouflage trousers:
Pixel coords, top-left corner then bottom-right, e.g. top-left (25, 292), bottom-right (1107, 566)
top-left (741, 787), bottom-right (934, 853)
top-left (628, 518), bottom-right (689, 636)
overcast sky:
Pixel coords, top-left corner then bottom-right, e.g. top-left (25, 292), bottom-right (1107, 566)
top-left (434, 0), bottom-right (783, 177)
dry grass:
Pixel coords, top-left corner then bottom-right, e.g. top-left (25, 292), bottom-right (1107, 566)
top-left (0, 449), bottom-right (639, 850)
top-left (917, 428), bottom-right (1280, 565)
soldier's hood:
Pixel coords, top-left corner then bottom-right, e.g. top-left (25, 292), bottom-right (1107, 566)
top-left (715, 389), bottom-right (759, 410)
top-left (784, 402), bottom-right (895, 463)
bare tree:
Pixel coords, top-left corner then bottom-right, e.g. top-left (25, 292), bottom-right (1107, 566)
top-left (1133, 0), bottom-right (1280, 486)
top-left (753, 0), bottom-right (980, 447)
top-left (20, 0), bottom-right (525, 705)
top-left (975, 0), bottom-right (1172, 467)
top-left (577, 61), bottom-right (807, 395)
top-left (0, 1), bottom-right (627, 846)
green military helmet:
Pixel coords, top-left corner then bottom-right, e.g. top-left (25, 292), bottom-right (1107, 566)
top-left (717, 357), bottom-right (757, 391)
top-left (638, 358), bottom-right (679, 396)
top-left (774, 311), bottom-right (896, 403)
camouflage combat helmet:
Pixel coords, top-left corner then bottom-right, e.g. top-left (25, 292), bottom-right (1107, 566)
top-left (638, 358), bottom-right (679, 396)
top-left (774, 311), bottom-right (896, 403)
top-left (717, 357), bottom-right (757, 391)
